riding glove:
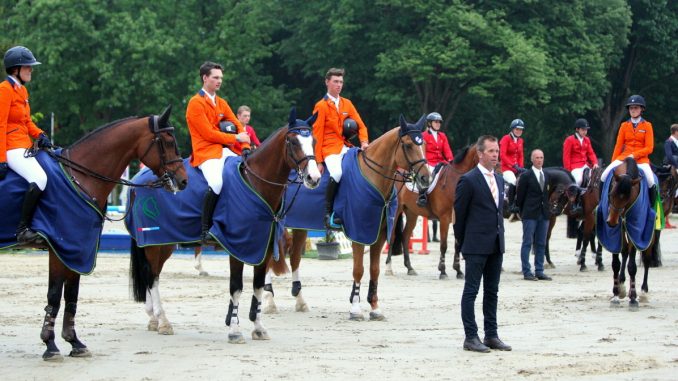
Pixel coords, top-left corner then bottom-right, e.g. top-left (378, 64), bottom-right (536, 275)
top-left (37, 134), bottom-right (53, 149)
top-left (0, 162), bottom-right (7, 180)
top-left (241, 149), bottom-right (251, 159)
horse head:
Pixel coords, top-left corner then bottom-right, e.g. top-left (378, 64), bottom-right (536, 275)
top-left (607, 159), bottom-right (641, 227)
top-left (286, 107), bottom-right (321, 189)
top-left (397, 114), bottom-right (431, 191)
top-left (140, 105), bottom-right (188, 192)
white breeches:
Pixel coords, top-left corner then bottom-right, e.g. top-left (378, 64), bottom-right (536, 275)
top-left (502, 170), bottom-right (517, 186)
top-left (324, 145), bottom-right (349, 182)
top-left (6, 148), bottom-right (47, 190)
top-left (199, 147), bottom-right (238, 194)
top-left (601, 160), bottom-right (655, 188)
top-left (570, 166), bottom-right (590, 187)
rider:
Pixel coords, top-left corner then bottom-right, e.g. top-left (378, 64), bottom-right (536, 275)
top-left (562, 118), bottom-right (599, 215)
top-left (499, 119), bottom-right (526, 214)
top-left (0, 46), bottom-right (53, 245)
top-left (313, 67), bottom-right (369, 229)
top-left (186, 61), bottom-right (251, 243)
top-left (418, 112), bottom-right (453, 208)
top-left (601, 94), bottom-right (656, 204)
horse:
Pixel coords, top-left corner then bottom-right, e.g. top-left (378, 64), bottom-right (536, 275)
top-left (263, 115), bottom-right (431, 319)
top-left (128, 109), bottom-right (320, 343)
top-left (385, 144), bottom-right (478, 279)
top-left (598, 157), bottom-right (656, 310)
top-left (566, 166), bottom-right (604, 272)
top-left (539, 167), bottom-right (576, 267)
top-left (0, 107), bottom-right (188, 361)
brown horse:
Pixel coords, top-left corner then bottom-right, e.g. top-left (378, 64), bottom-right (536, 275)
top-left (601, 157), bottom-right (656, 310)
top-left (264, 115), bottom-right (431, 319)
top-left (20, 107), bottom-right (187, 361)
top-left (385, 144), bottom-right (478, 279)
top-left (569, 167), bottom-right (604, 272)
top-left (129, 110), bottom-right (320, 343)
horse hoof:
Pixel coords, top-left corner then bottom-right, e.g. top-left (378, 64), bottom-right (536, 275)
top-left (439, 273), bottom-right (448, 280)
top-left (69, 347), bottom-right (92, 358)
top-left (629, 301), bottom-right (639, 311)
top-left (576, 258), bottom-right (582, 265)
top-left (580, 265), bottom-right (587, 272)
top-left (42, 350), bottom-right (64, 362)
top-left (456, 272), bottom-right (465, 280)
top-left (158, 324), bottom-right (174, 335)
top-left (407, 269), bottom-right (418, 276)
top-left (369, 312), bottom-right (386, 321)
top-left (295, 303), bottom-right (309, 313)
top-left (252, 330), bottom-right (271, 340)
top-left (385, 269), bottom-right (394, 276)
top-left (597, 264), bottom-right (605, 272)
top-left (147, 320), bottom-right (159, 331)
top-left (228, 332), bottom-right (246, 344)
top-left (199, 271), bottom-right (209, 276)
top-left (349, 313), bottom-right (365, 321)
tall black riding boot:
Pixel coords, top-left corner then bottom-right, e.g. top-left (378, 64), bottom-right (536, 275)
top-left (649, 184), bottom-right (658, 207)
top-left (200, 188), bottom-right (219, 243)
top-left (16, 182), bottom-right (45, 245)
top-left (324, 178), bottom-right (342, 229)
top-left (570, 190), bottom-right (583, 217)
top-left (508, 184), bottom-right (519, 214)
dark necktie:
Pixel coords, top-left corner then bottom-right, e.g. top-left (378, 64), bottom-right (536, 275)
top-left (538, 170), bottom-right (544, 191)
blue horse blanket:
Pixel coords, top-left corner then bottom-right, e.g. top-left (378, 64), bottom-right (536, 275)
top-left (596, 172), bottom-right (657, 253)
top-left (125, 157), bottom-right (283, 265)
top-left (0, 149), bottom-right (103, 274)
top-left (284, 148), bottom-right (398, 245)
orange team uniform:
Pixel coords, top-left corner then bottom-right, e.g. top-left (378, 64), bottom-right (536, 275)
top-left (611, 119), bottom-right (654, 164)
top-left (186, 89), bottom-right (248, 167)
top-left (312, 95), bottom-right (368, 164)
top-left (0, 77), bottom-right (44, 162)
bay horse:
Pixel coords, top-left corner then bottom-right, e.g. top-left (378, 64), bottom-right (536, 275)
top-left (568, 166), bottom-right (604, 272)
top-left (264, 115), bottom-right (430, 319)
top-left (385, 144), bottom-right (478, 279)
top-left (17, 107), bottom-right (187, 361)
top-left (129, 110), bottom-right (320, 343)
top-left (600, 157), bottom-right (656, 310)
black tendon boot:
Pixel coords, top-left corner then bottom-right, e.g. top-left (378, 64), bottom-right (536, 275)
top-left (324, 178), bottom-right (342, 229)
top-left (16, 182), bottom-right (45, 245)
top-left (200, 188), bottom-right (219, 243)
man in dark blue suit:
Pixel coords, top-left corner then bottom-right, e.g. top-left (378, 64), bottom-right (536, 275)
top-left (664, 124), bottom-right (678, 168)
top-left (454, 135), bottom-right (511, 353)
top-left (516, 149), bottom-right (552, 281)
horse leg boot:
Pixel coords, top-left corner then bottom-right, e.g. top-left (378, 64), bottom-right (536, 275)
top-left (16, 183), bottom-right (45, 245)
top-left (62, 302), bottom-right (90, 357)
top-left (200, 188), bottom-right (219, 244)
top-left (324, 178), bottom-right (342, 229)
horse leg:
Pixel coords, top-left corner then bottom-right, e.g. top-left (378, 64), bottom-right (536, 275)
top-left (610, 253), bottom-right (622, 307)
top-left (42, 252), bottom-right (65, 361)
top-left (262, 270), bottom-right (278, 314)
top-left (193, 247), bottom-right (208, 276)
top-left (627, 247), bottom-right (639, 310)
top-left (618, 247), bottom-right (628, 299)
top-left (250, 262), bottom-right (271, 340)
top-left (544, 216), bottom-right (556, 269)
top-left (639, 248), bottom-right (651, 303)
top-left (385, 213), bottom-right (401, 276)
top-left (452, 239), bottom-right (464, 280)
top-left (579, 225), bottom-right (588, 272)
top-left (349, 243), bottom-right (365, 321)
top-left (61, 270), bottom-right (91, 357)
top-left (368, 234), bottom-right (387, 321)
top-left (226, 257), bottom-right (246, 343)
top-left (290, 231), bottom-right (309, 312)
top-left (147, 246), bottom-right (173, 334)
top-left (402, 213), bottom-right (417, 275)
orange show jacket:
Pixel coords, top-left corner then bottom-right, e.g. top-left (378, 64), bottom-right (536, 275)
top-left (0, 77), bottom-right (44, 162)
top-left (611, 119), bottom-right (654, 165)
top-left (186, 89), bottom-right (248, 167)
top-left (312, 94), bottom-right (368, 164)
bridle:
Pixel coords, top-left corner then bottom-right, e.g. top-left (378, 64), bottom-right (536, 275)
top-left (361, 130), bottom-right (428, 186)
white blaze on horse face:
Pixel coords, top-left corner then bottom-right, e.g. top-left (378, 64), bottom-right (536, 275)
top-left (297, 134), bottom-right (321, 181)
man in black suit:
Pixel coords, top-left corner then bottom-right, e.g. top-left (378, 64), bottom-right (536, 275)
top-left (516, 149), bottom-right (552, 281)
top-left (665, 124), bottom-right (678, 168)
top-left (454, 135), bottom-right (511, 353)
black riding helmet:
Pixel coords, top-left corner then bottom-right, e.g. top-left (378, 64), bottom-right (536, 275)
top-left (343, 118), bottom-right (358, 141)
top-left (573, 118), bottom-right (590, 130)
top-left (4, 46), bottom-right (41, 74)
top-left (625, 95), bottom-right (646, 109)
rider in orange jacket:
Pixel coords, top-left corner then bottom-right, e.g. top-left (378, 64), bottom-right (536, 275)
top-left (562, 118), bottom-right (599, 215)
top-left (312, 68), bottom-right (369, 229)
top-left (499, 119), bottom-right (526, 214)
top-left (0, 46), bottom-right (52, 245)
top-left (186, 61), bottom-right (251, 242)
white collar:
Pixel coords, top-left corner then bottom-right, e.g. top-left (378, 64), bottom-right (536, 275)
top-left (9, 75), bottom-right (22, 88)
top-left (202, 88), bottom-right (216, 104)
top-left (478, 164), bottom-right (494, 176)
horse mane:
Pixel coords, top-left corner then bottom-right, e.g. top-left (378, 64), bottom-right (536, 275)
top-left (69, 116), bottom-right (140, 148)
top-left (624, 157), bottom-right (639, 179)
top-left (453, 145), bottom-right (471, 164)
top-left (250, 125), bottom-right (285, 155)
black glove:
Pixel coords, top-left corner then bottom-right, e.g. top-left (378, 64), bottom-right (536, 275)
top-left (241, 149), bottom-right (251, 159)
top-left (0, 162), bottom-right (7, 180)
top-left (37, 134), bottom-right (53, 149)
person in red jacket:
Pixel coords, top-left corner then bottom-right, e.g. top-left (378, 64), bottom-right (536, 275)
top-left (562, 118), bottom-right (599, 215)
top-left (312, 67), bottom-right (369, 229)
top-left (236, 105), bottom-right (261, 149)
top-left (0, 46), bottom-right (53, 245)
top-left (186, 61), bottom-right (250, 242)
top-left (499, 119), bottom-right (526, 214)
top-left (601, 95), bottom-right (656, 204)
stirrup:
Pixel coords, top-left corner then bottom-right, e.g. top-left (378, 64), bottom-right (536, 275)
top-left (324, 212), bottom-right (342, 231)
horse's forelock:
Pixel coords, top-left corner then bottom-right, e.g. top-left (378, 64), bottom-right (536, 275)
top-left (615, 174), bottom-right (633, 197)
top-left (625, 157), bottom-right (639, 179)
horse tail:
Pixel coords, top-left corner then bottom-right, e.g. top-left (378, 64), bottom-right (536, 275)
top-left (268, 230), bottom-right (291, 276)
top-left (390, 212), bottom-right (404, 256)
top-left (129, 238), bottom-right (152, 303)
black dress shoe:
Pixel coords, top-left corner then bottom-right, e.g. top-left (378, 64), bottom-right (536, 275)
top-left (463, 337), bottom-right (490, 353)
top-left (483, 337), bottom-right (512, 351)
top-left (523, 274), bottom-right (537, 281)
top-left (536, 274), bottom-right (552, 281)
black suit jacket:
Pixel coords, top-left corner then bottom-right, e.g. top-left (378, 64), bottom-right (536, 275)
top-left (664, 138), bottom-right (678, 167)
top-left (516, 167), bottom-right (550, 220)
top-left (453, 167), bottom-right (505, 255)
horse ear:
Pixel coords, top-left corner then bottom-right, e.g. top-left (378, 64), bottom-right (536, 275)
top-left (306, 112), bottom-right (318, 127)
top-left (159, 105), bottom-right (172, 126)
top-left (399, 114), bottom-right (408, 130)
top-left (416, 114), bottom-right (427, 131)
top-left (288, 107), bottom-right (297, 128)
